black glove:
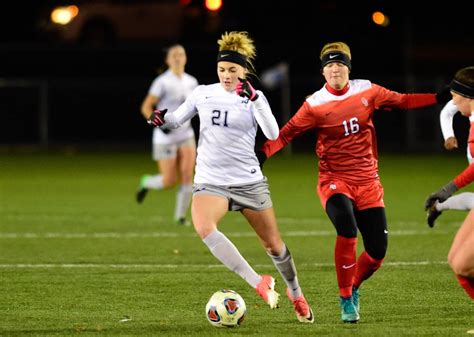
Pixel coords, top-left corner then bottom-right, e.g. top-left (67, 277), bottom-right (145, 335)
top-left (424, 181), bottom-right (458, 210)
top-left (236, 78), bottom-right (259, 101)
top-left (256, 150), bottom-right (267, 168)
top-left (435, 86), bottom-right (451, 105)
top-left (147, 109), bottom-right (168, 127)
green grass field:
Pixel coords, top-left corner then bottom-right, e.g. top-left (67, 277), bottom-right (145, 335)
top-left (1, 149), bottom-right (473, 336)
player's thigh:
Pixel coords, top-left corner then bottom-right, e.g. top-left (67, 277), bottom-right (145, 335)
top-left (449, 210), bottom-right (474, 257)
top-left (191, 193), bottom-right (228, 238)
top-left (157, 157), bottom-right (179, 186)
top-left (242, 207), bottom-right (283, 254)
top-left (178, 146), bottom-right (196, 183)
top-left (448, 210), bottom-right (474, 275)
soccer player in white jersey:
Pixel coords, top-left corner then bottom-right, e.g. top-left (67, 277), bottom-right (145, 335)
top-left (427, 99), bottom-right (474, 226)
top-left (148, 31), bottom-right (314, 323)
top-left (137, 44), bottom-right (198, 226)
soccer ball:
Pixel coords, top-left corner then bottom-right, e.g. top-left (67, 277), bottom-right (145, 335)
top-left (205, 289), bottom-right (246, 328)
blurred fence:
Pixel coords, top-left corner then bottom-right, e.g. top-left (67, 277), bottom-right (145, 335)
top-left (0, 75), bottom-right (466, 153)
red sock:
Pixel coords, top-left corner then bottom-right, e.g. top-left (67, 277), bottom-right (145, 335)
top-left (353, 251), bottom-right (383, 289)
top-left (334, 236), bottom-right (357, 298)
top-left (456, 275), bottom-right (474, 300)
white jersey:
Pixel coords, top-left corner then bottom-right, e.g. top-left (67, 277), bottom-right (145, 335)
top-left (439, 100), bottom-right (458, 141)
top-left (164, 83), bottom-right (279, 185)
top-left (148, 69), bottom-right (198, 144)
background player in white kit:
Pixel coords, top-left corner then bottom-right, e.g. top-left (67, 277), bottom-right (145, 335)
top-left (426, 99), bottom-right (474, 226)
top-left (137, 44), bottom-right (198, 226)
top-left (148, 31), bottom-right (314, 323)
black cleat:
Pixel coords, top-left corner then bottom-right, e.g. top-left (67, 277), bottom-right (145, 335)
top-left (427, 202), bottom-right (442, 228)
top-left (176, 217), bottom-right (191, 226)
top-left (136, 188), bottom-right (148, 203)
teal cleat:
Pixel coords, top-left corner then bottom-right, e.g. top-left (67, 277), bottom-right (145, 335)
top-left (340, 296), bottom-right (359, 323)
top-left (352, 286), bottom-right (360, 312)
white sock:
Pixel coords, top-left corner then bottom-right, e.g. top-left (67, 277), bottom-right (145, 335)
top-left (143, 175), bottom-right (164, 190)
top-left (437, 192), bottom-right (474, 211)
top-left (269, 244), bottom-right (302, 298)
top-left (203, 230), bottom-right (261, 288)
top-left (174, 184), bottom-right (192, 221)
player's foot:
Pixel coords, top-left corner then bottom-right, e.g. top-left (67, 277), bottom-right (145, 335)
top-left (176, 217), bottom-right (191, 226)
top-left (427, 201), bottom-right (442, 228)
top-left (286, 288), bottom-right (314, 323)
top-left (136, 175), bottom-right (149, 204)
top-left (255, 275), bottom-right (280, 309)
top-left (340, 296), bottom-right (359, 323)
top-left (352, 286), bottom-right (360, 312)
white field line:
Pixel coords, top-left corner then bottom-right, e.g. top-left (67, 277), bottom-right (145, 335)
top-left (0, 261), bottom-right (447, 269)
top-left (0, 229), bottom-right (451, 239)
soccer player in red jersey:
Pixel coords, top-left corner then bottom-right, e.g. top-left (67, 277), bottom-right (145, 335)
top-left (257, 41), bottom-right (448, 323)
top-left (425, 66), bottom-right (474, 301)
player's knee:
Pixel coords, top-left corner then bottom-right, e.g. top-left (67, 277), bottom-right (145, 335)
top-left (365, 241), bottom-right (387, 260)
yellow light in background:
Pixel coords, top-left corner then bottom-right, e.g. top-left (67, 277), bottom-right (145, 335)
top-left (372, 11), bottom-right (390, 27)
top-left (205, 0), bottom-right (222, 11)
top-left (51, 5), bottom-right (79, 25)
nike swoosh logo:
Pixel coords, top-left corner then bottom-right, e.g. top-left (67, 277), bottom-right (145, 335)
top-left (329, 54), bottom-right (337, 59)
top-left (342, 263), bottom-right (356, 269)
top-left (221, 54), bottom-right (229, 57)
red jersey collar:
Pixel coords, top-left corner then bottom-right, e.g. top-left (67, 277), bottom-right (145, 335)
top-left (325, 82), bottom-right (350, 96)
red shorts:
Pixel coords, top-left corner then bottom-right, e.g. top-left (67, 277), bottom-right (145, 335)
top-left (317, 177), bottom-right (384, 210)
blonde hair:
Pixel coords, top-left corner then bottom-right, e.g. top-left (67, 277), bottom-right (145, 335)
top-left (320, 41), bottom-right (351, 60)
top-left (218, 31), bottom-right (256, 75)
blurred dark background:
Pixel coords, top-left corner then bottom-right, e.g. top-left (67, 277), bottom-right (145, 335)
top-left (0, 0), bottom-right (472, 153)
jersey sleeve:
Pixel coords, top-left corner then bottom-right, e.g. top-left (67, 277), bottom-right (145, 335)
top-left (252, 92), bottom-right (279, 140)
top-left (372, 84), bottom-right (437, 110)
top-left (262, 102), bottom-right (316, 158)
top-left (164, 85), bottom-right (200, 128)
top-left (439, 100), bottom-right (457, 140)
top-left (454, 163), bottom-right (474, 189)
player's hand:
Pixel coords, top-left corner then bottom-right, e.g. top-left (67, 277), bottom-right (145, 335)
top-left (147, 109), bottom-right (168, 127)
top-left (256, 150), bottom-right (267, 168)
top-left (237, 78), bottom-right (259, 101)
top-left (436, 86), bottom-right (452, 105)
top-left (424, 181), bottom-right (458, 210)
top-left (444, 137), bottom-right (458, 150)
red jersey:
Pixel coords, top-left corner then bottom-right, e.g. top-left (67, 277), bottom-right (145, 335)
top-left (262, 79), bottom-right (437, 184)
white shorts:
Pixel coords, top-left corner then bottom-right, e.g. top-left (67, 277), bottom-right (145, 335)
top-left (152, 136), bottom-right (196, 160)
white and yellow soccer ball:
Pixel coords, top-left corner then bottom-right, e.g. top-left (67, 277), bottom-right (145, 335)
top-left (205, 289), bottom-right (246, 328)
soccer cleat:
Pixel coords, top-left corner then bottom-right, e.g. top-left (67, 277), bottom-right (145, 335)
top-left (427, 201), bottom-right (442, 228)
top-left (136, 175), bottom-right (149, 204)
top-left (286, 288), bottom-right (314, 323)
top-left (340, 296), bottom-right (359, 323)
top-left (176, 217), bottom-right (191, 226)
top-left (352, 286), bottom-right (360, 312)
top-left (255, 275), bottom-right (280, 309)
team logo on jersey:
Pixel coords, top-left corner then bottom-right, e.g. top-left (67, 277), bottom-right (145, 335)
top-left (241, 97), bottom-right (249, 104)
top-left (329, 183), bottom-right (337, 190)
top-left (361, 97), bottom-right (368, 107)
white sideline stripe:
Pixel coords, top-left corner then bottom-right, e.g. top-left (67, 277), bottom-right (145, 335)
top-left (0, 261), bottom-right (447, 269)
top-left (0, 229), bottom-right (450, 239)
